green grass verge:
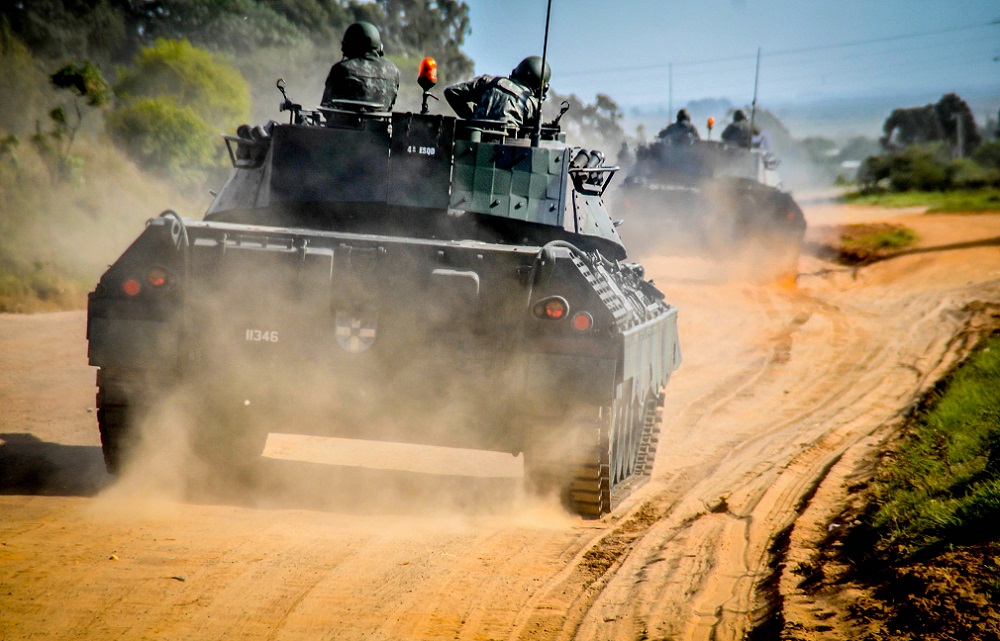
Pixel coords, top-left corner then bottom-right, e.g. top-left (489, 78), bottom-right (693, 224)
top-left (862, 334), bottom-right (1000, 563)
top-left (841, 188), bottom-right (1000, 212)
top-left (841, 225), bottom-right (918, 252)
top-left (833, 223), bottom-right (919, 264)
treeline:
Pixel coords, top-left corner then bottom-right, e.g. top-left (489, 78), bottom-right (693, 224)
top-left (2, 1), bottom-right (478, 179)
top-left (3, 0), bottom-right (472, 81)
top-left (0, 1), bottom-right (476, 311)
top-left (856, 93), bottom-right (1000, 193)
top-left (1, 1), bottom-right (474, 149)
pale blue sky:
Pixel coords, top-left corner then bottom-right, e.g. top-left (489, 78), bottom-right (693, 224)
top-left (463, 0), bottom-right (1000, 108)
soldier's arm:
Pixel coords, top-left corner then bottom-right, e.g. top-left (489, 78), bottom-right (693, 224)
top-left (444, 76), bottom-right (488, 119)
top-left (388, 63), bottom-right (401, 109)
top-left (321, 63), bottom-right (349, 105)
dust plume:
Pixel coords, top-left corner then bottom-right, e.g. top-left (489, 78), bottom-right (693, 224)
top-left (614, 180), bottom-right (803, 287)
top-left (96, 255), bottom-right (581, 522)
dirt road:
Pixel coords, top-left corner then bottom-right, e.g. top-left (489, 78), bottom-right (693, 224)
top-left (3, 204), bottom-right (1000, 641)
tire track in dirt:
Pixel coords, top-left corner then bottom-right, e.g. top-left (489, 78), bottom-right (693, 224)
top-left (4, 212), bottom-right (1000, 641)
top-left (517, 228), bottom-right (1000, 641)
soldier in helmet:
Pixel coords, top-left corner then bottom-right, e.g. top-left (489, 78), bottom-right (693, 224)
top-left (657, 109), bottom-right (700, 144)
top-left (322, 21), bottom-right (400, 111)
top-left (721, 109), bottom-right (754, 147)
top-left (443, 56), bottom-right (551, 130)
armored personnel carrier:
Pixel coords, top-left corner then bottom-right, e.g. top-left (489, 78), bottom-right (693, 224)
top-left (87, 70), bottom-right (680, 517)
top-left (616, 137), bottom-right (806, 268)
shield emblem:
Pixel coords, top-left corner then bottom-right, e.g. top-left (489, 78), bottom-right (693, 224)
top-left (334, 310), bottom-right (377, 353)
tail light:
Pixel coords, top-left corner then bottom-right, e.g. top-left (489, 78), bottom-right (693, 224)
top-left (571, 312), bottom-right (593, 332)
top-left (122, 279), bottom-right (141, 296)
top-left (121, 266), bottom-right (172, 297)
top-left (532, 296), bottom-right (568, 320)
top-left (146, 266), bottom-right (168, 287)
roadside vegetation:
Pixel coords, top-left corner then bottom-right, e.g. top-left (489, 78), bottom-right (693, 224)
top-left (842, 187), bottom-right (1000, 212)
top-left (791, 332), bottom-right (1000, 641)
top-left (812, 222), bottom-right (921, 266)
top-left (840, 93), bottom-right (1000, 213)
top-left (865, 334), bottom-right (1000, 563)
top-left (835, 333), bottom-right (1000, 639)
top-left (0, 1), bottom-right (474, 312)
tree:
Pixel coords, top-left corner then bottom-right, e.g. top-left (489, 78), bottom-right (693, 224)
top-left (108, 39), bottom-right (249, 175)
top-left (106, 97), bottom-right (216, 172)
top-left (31, 61), bottom-right (110, 183)
top-left (1, 0), bottom-right (126, 66)
top-left (114, 38), bottom-right (249, 133)
top-left (547, 91), bottom-right (625, 153)
top-left (376, 0), bottom-right (473, 83)
top-left (934, 93), bottom-right (980, 156)
top-left (880, 94), bottom-right (980, 156)
top-left (881, 105), bottom-right (943, 149)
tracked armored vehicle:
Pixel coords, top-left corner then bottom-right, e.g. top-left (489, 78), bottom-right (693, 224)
top-left (616, 138), bottom-right (806, 267)
top-left (87, 73), bottom-right (681, 517)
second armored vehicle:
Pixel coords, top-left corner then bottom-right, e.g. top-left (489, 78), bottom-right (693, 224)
top-left (616, 136), bottom-right (806, 271)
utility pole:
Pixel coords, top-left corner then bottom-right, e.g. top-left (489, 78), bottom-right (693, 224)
top-left (956, 115), bottom-right (964, 158)
top-left (668, 62), bottom-right (673, 120)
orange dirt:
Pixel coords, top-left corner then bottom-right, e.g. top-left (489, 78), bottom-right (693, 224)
top-left (2, 201), bottom-right (1000, 641)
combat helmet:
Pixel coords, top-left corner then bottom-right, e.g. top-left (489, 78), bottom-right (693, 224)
top-left (342, 21), bottom-right (382, 57)
top-left (676, 109), bottom-right (691, 122)
top-left (511, 56), bottom-right (552, 92)
top-left (732, 109), bottom-right (747, 122)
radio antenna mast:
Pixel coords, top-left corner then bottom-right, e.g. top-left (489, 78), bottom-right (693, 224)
top-left (748, 47), bottom-right (761, 149)
top-left (532, 0), bottom-right (554, 146)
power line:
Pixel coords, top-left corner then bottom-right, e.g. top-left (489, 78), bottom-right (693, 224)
top-left (559, 20), bottom-right (999, 77)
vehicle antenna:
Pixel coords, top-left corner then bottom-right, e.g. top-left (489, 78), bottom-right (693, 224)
top-left (532, 0), bottom-right (554, 146)
top-left (748, 47), bottom-right (761, 149)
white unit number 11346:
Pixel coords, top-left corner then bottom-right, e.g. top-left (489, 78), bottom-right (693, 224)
top-left (245, 329), bottom-right (279, 342)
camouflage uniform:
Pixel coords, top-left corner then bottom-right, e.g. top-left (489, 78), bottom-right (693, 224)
top-left (658, 122), bottom-right (700, 144)
top-left (322, 22), bottom-right (400, 111)
top-left (444, 75), bottom-right (539, 129)
top-left (322, 53), bottom-right (400, 110)
top-left (721, 111), bottom-right (753, 147)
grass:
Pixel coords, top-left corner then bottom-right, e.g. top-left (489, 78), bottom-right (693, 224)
top-left (834, 223), bottom-right (919, 264)
top-left (841, 188), bottom-right (1000, 213)
top-left (861, 334), bottom-right (1000, 563)
top-left (836, 335), bottom-right (1000, 639)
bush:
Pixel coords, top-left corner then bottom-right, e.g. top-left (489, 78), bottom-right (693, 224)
top-left (857, 154), bottom-right (891, 192)
top-left (887, 145), bottom-right (950, 192)
top-left (949, 157), bottom-right (1000, 190)
top-left (972, 141), bottom-right (1000, 171)
top-left (106, 97), bottom-right (217, 173)
top-left (115, 39), bottom-right (249, 133)
top-left (109, 39), bottom-right (249, 175)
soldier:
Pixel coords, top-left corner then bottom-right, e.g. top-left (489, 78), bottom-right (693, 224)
top-left (720, 109), bottom-right (754, 147)
top-left (322, 21), bottom-right (400, 111)
top-left (443, 56), bottom-right (551, 130)
top-left (657, 109), bottom-right (700, 144)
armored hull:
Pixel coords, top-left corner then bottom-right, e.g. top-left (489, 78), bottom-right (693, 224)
top-left (88, 106), bottom-right (680, 517)
top-left (616, 139), bottom-right (806, 266)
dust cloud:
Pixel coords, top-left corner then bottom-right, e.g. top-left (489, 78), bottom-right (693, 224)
top-left (95, 259), bottom-right (577, 525)
top-left (615, 188), bottom-right (803, 287)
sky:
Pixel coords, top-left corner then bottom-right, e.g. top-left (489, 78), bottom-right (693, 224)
top-left (462, 0), bottom-right (1000, 112)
